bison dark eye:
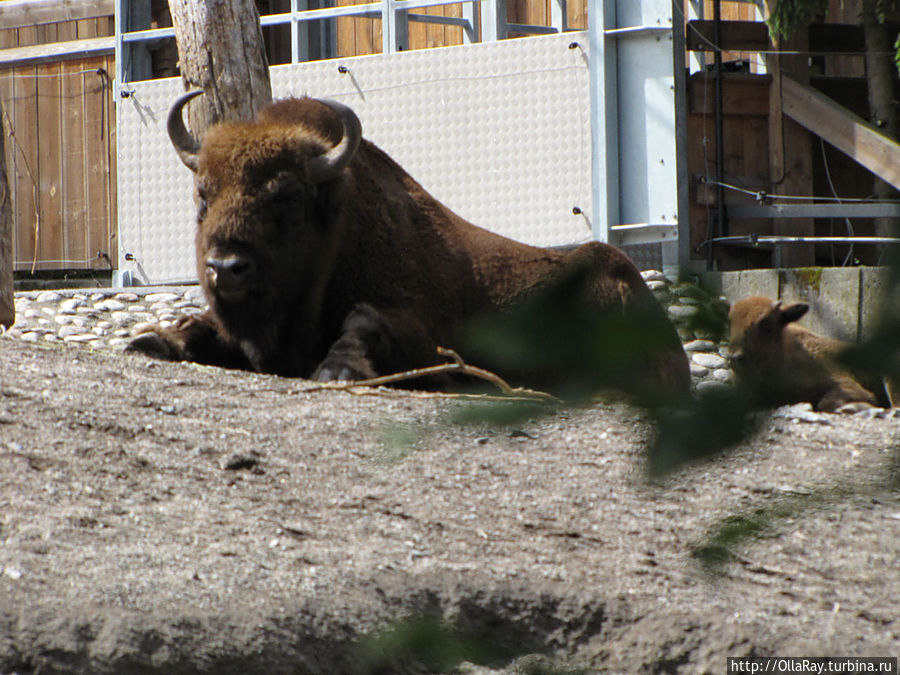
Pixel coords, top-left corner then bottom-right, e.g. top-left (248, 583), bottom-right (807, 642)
top-left (196, 186), bottom-right (209, 223)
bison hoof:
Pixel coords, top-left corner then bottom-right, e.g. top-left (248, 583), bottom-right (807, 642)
top-left (125, 331), bottom-right (175, 360)
top-left (313, 358), bottom-right (377, 383)
top-left (834, 401), bottom-right (876, 415)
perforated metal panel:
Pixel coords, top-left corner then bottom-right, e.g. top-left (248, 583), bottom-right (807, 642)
top-left (116, 32), bottom-right (592, 284)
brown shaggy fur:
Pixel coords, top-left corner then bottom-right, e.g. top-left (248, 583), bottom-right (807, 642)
top-left (129, 97), bottom-right (690, 402)
top-left (728, 296), bottom-right (890, 412)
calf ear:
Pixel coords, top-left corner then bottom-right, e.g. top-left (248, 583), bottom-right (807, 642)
top-left (779, 302), bottom-right (809, 325)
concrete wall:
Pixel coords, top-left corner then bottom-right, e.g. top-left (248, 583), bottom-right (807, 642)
top-left (700, 267), bottom-right (897, 343)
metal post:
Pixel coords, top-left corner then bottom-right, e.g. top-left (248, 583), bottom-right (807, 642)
top-left (481, 0), bottom-right (507, 42)
top-left (550, 0), bottom-right (568, 33)
top-left (588, 0), bottom-right (620, 243)
top-left (711, 0), bottom-right (726, 270)
top-left (461, 0), bottom-right (476, 44)
top-left (674, 0), bottom-right (691, 276)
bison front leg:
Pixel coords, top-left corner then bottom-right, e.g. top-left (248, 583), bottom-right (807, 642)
top-left (313, 303), bottom-right (442, 383)
top-left (126, 312), bottom-right (251, 370)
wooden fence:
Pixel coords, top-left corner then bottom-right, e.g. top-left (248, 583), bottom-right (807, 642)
top-left (0, 14), bottom-right (116, 273)
top-left (0, 0), bottom-right (882, 275)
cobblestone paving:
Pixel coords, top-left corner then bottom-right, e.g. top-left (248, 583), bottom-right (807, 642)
top-left (2, 271), bottom-right (735, 390)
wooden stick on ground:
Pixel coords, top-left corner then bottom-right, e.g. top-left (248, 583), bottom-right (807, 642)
top-left (301, 346), bottom-right (559, 404)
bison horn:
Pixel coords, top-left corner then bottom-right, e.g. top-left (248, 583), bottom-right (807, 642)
top-left (167, 90), bottom-right (203, 172)
top-left (307, 99), bottom-right (362, 183)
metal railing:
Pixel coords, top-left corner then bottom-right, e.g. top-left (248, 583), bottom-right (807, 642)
top-left (114, 0), bottom-right (570, 88)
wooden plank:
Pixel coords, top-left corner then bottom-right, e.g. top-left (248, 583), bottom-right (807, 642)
top-left (688, 72), bottom-right (771, 116)
top-left (0, 36), bottom-right (114, 69)
top-left (0, 92), bottom-right (12, 326)
top-left (407, 2), bottom-right (427, 49)
top-left (782, 74), bottom-right (900, 191)
top-left (335, 0), bottom-right (357, 57)
top-left (35, 60), bottom-right (62, 271)
top-left (768, 15), bottom-right (815, 267)
top-left (60, 58), bottom-right (87, 268)
top-left (686, 19), bottom-right (769, 52)
top-left (11, 65), bottom-right (38, 271)
top-left (0, 0), bottom-right (113, 31)
top-left (82, 56), bottom-right (113, 270)
top-left (103, 54), bottom-right (115, 270)
top-left (568, 0), bottom-right (586, 30)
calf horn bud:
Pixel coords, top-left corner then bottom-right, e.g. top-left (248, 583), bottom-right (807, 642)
top-left (168, 90), bottom-right (203, 172)
top-left (307, 99), bottom-right (362, 183)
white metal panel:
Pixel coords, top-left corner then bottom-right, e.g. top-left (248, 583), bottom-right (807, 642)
top-left (589, 0), bottom-right (679, 258)
top-left (116, 32), bottom-right (592, 284)
top-left (116, 79), bottom-right (197, 284)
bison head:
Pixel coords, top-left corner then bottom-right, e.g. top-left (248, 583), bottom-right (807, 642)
top-left (727, 296), bottom-right (809, 372)
top-left (167, 91), bottom-right (362, 347)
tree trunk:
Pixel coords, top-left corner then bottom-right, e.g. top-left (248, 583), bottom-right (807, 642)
top-left (167, 0), bottom-right (272, 141)
top-left (861, 2), bottom-right (900, 254)
top-left (0, 98), bottom-right (13, 329)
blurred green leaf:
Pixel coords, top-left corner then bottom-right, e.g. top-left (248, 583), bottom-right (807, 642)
top-left (357, 614), bottom-right (502, 673)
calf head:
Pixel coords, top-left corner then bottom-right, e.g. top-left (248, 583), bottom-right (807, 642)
top-left (727, 296), bottom-right (810, 374)
top-left (168, 92), bottom-right (362, 346)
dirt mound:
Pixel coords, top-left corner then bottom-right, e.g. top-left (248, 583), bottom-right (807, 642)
top-left (0, 339), bottom-right (898, 673)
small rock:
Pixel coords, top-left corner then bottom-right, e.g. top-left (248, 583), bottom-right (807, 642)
top-left (683, 339), bottom-right (716, 353)
top-left (36, 291), bottom-right (62, 303)
top-left (692, 352), bottom-right (727, 369)
top-left (111, 311), bottom-right (133, 326)
top-left (63, 333), bottom-right (101, 343)
top-left (131, 321), bottom-right (158, 336)
top-left (59, 298), bottom-right (81, 313)
top-left (647, 280), bottom-right (668, 292)
top-left (146, 292), bottom-right (180, 304)
top-left (57, 325), bottom-right (83, 339)
top-left (95, 299), bottom-right (127, 312)
top-left (668, 304), bottom-right (698, 320)
top-left (641, 269), bottom-right (668, 283)
top-left (689, 364), bottom-right (709, 378)
top-left (184, 287), bottom-right (206, 303)
top-left (696, 380), bottom-right (731, 395)
top-left (2, 566), bottom-right (23, 580)
top-left (114, 292), bottom-right (140, 303)
top-left (219, 453), bottom-right (259, 471)
top-left (711, 368), bottom-right (734, 382)
top-left (773, 403), bottom-right (831, 425)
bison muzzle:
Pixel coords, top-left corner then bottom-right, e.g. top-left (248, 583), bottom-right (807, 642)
top-left (128, 92), bottom-right (690, 404)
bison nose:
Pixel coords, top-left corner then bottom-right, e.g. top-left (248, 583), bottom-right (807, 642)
top-left (206, 253), bottom-right (253, 296)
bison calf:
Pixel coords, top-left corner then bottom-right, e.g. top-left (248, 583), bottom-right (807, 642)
top-left (128, 92), bottom-right (690, 404)
top-left (728, 296), bottom-right (890, 412)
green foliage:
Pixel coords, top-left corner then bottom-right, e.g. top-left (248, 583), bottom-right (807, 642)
top-left (691, 493), bottom-right (819, 572)
top-left (356, 614), bottom-right (504, 673)
top-left (461, 263), bottom-right (686, 408)
top-left (765, 0), bottom-right (829, 41)
top-left (648, 387), bottom-right (764, 478)
top-left (450, 400), bottom-right (553, 427)
top-left (376, 420), bottom-right (421, 463)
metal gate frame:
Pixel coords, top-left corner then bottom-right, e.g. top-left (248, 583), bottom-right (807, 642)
top-left (114, 0), bottom-right (686, 280)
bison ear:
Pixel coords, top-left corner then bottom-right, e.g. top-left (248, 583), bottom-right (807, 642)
top-left (779, 302), bottom-right (809, 325)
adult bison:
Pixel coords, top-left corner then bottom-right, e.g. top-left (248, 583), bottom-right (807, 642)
top-left (128, 92), bottom-right (690, 404)
top-left (728, 296), bottom-right (891, 412)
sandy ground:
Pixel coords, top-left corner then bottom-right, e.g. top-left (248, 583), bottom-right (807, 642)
top-left (0, 337), bottom-right (898, 673)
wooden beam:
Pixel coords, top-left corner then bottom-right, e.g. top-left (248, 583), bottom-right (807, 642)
top-left (781, 74), bottom-right (900, 191)
top-left (686, 20), bottom-right (769, 52)
top-left (687, 20), bottom-right (870, 54)
top-left (0, 36), bottom-right (114, 69)
top-left (0, 0), bottom-right (113, 31)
